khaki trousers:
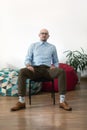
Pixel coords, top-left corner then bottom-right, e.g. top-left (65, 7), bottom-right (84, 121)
top-left (18, 65), bottom-right (66, 96)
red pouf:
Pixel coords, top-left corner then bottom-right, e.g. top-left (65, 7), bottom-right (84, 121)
top-left (42, 63), bottom-right (78, 92)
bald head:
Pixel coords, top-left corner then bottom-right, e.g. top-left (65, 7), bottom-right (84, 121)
top-left (39, 28), bottom-right (50, 42)
top-left (39, 28), bottom-right (49, 34)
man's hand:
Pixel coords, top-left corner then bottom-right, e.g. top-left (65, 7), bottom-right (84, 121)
top-left (27, 66), bottom-right (34, 72)
top-left (50, 66), bottom-right (56, 70)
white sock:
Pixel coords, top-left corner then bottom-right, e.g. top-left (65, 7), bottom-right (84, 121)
top-left (60, 95), bottom-right (65, 103)
top-left (19, 96), bottom-right (25, 103)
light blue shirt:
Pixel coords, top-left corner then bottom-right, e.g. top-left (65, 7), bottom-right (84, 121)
top-left (25, 41), bottom-right (59, 67)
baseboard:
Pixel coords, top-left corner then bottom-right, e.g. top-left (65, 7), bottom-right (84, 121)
top-left (81, 77), bottom-right (87, 81)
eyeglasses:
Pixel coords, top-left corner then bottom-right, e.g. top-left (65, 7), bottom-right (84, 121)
top-left (40, 32), bottom-right (48, 35)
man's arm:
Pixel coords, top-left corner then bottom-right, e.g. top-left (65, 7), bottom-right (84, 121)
top-left (51, 45), bottom-right (59, 68)
top-left (24, 44), bottom-right (35, 72)
top-left (24, 44), bottom-right (34, 67)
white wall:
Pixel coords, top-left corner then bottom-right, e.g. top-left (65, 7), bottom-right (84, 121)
top-left (0, 0), bottom-right (87, 69)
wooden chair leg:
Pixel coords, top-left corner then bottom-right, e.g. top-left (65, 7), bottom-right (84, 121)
top-left (29, 79), bottom-right (55, 105)
top-left (29, 80), bottom-right (31, 105)
top-left (51, 80), bottom-right (55, 105)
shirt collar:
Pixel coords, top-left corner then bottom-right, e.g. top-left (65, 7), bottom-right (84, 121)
top-left (39, 41), bottom-right (47, 45)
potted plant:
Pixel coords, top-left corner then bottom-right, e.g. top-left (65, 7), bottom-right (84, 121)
top-left (64, 48), bottom-right (87, 82)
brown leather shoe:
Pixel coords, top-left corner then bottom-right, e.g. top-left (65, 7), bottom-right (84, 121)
top-left (11, 102), bottom-right (26, 111)
top-left (59, 101), bottom-right (72, 111)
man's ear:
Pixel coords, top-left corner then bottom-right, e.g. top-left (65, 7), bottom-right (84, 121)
top-left (38, 33), bottom-right (40, 37)
top-left (48, 35), bottom-right (50, 38)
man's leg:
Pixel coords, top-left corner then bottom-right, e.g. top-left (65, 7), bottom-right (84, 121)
top-left (10, 68), bottom-right (37, 111)
top-left (47, 67), bottom-right (72, 111)
top-left (18, 68), bottom-right (36, 96)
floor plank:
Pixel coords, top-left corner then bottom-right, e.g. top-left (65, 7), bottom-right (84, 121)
top-left (0, 79), bottom-right (87, 130)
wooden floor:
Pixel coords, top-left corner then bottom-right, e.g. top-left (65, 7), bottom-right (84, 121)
top-left (0, 78), bottom-right (87, 130)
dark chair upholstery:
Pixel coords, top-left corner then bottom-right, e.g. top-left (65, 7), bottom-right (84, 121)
top-left (29, 79), bottom-right (55, 105)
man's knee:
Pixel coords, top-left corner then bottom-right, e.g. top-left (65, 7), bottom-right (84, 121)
top-left (55, 68), bottom-right (65, 73)
top-left (55, 68), bottom-right (66, 78)
top-left (60, 68), bottom-right (65, 73)
top-left (19, 68), bottom-right (27, 75)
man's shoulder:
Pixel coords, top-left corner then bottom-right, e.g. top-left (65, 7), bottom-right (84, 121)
top-left (29, 42), bottom-right (39, 47)
top-left (47, 42), bottom-right (56, 48)
top-left (32, 42), bottom-right (42, 45)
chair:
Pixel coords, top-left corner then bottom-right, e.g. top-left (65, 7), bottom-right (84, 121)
top-left (29, 79), bottom-right (55, 105)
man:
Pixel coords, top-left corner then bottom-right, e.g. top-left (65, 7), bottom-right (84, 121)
top-left (11, 28), bottom-right (72, 111)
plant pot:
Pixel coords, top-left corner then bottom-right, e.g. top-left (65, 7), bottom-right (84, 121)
top-left (77, 71), bottom-right (81, 83)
